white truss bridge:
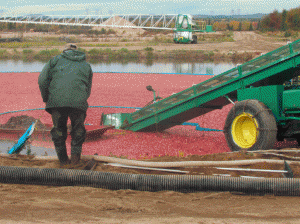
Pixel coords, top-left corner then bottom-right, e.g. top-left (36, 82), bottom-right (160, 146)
top-left (0, 14), bottom-right (180, 30)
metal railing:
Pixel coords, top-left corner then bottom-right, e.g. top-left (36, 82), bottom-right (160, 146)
top-left (0, 14), bottom-right (178, 30)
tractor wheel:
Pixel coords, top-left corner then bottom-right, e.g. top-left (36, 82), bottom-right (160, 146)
top-left (224, 99), bottom-right (277, 151)
top-left (191, 35), bottom-right (197, 44)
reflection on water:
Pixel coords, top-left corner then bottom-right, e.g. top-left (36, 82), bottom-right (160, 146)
top-left (172, 62), bottom-right (234, 74)
top-left (0, 60), bottom-right (236, 75)
top-left (0, 140), bottom-right (56, 156)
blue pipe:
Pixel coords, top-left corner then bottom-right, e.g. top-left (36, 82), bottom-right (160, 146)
top-left (182, 122), bottom-right (223, 132)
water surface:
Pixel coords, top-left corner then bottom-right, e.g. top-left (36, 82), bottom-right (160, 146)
top-left (0, 60), bottom-right (236, 75)
top-left (0, 140), bottom-right (55, 156)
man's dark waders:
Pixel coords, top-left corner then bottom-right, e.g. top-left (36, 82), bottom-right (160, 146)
top-left (50, 107), bottom-right (86, 165)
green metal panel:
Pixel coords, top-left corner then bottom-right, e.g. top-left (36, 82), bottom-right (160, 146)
top-left (237, 85), bottom-right (284, 120)
top-left (292, 40), bottom-right (300, 53)
top-left (283, 89), bottom-right (300, 112)
top-left (101, 113), bottom-right (130, 129)
top-left (205, 25), bottom-right (213, 32)
top-left (175, 14), bottom-right (192, 30)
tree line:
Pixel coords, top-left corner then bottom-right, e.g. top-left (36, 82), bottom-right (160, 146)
top-left (259, 7), bottom-right (300, 32)
top-left (212, 7), bottom-right (300, 32)
top-left (212, 20), bottom-right (257, 31)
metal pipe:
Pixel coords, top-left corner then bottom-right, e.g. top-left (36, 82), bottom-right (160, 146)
top-left (153, 91), bottom-right (156, 102)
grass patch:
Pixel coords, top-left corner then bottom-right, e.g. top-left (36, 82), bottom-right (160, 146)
top-left (23, 49), bottom-right (33, 54)
top-left (77, 47), bottom-right (87, 53)
top-left (0, 41), bottom-right (65, 49)
top-left (0, 49), bottom-right (11, 59)
top-left (22, 49), bottom-right (35, 61)
top-left (12, 49), bottom-right (21, 60)
top-left (197, 34), bottom-right (235, 43)
top-left (80, 43), bottom-right (119, 47)
top-left (33, 48), bottom-right (61, 61)
top-left (86, 47), bottom-right (140, 62)
top-left (125, 43), bottom-right (137, 46)
top-left (119, 48), bottom-right (129, 53)
top-left (146, 51), bottom-right (154, 60)
top-left (88, 48), bottom-right (103, 56)
top-left (0, 46), bottom-right (256, 64)
top-left (85, 48), bottom-right (254, 63)
top-left (159, 49), bottom-right (254, 63)
top-left (145, 36), bottom-right (173, 46)
top-left (144, 47), bottom-right (154, 51)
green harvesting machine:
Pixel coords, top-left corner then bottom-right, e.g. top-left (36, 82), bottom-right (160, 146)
top-left (173, 14), bottom-right (213, 44)
top-left (102, 39), bottom-right (300, 152)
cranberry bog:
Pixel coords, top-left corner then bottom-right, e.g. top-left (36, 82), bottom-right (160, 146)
top-left (0, 72), bottom-right (298, 159)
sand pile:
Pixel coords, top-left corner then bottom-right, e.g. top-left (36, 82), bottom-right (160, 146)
top-left (94, 16), bottom-right (145, 36)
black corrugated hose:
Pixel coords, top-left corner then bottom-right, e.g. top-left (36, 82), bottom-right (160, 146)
top-left (0, 166), bottom-right (300, 196)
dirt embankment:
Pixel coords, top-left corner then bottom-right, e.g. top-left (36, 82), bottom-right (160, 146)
top-left (1, 31), bottom-right (289, 55)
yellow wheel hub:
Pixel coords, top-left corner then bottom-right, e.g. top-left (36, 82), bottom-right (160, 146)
top-left (231, 113), bottom-right (259, 148)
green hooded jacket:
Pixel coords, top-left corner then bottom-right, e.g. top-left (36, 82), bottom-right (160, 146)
top-left (38, 50), bottom-right (93, 114)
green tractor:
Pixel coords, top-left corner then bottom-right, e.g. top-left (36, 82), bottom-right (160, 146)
top-left (173, 14), bottom-right (212, 44)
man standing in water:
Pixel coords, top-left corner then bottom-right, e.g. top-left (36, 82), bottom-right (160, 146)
top-left (38, 44), bottom-right (93, 166)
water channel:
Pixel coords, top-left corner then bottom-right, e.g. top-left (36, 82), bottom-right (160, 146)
top-left (0, 60), bottom-right (236, 75)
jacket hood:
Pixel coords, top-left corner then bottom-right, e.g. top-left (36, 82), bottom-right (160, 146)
top-left (62, 50), bottom-right (86, 61)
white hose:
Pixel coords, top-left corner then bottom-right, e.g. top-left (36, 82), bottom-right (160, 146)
top-left (1, 153), bottom-right (300, 168)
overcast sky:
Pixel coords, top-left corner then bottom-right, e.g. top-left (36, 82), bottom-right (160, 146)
top-left (1, 0), bottom-right (299, 16)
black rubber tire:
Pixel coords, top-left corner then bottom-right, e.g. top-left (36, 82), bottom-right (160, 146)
top-left (191, 35), bottom-right (197, 44)
top-left (224, 99), bottom-right (277, 151)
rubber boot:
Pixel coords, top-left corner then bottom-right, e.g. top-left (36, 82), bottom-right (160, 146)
top-left (55, 145), bottom-right (70, 166)
top-left (71, 153), bottom-right (81, 165)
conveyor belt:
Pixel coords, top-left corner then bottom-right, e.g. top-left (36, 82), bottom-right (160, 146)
top-left (104, 39), bottom-right (300, 132)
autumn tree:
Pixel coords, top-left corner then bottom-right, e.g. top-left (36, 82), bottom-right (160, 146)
top-left (252, 22), bottom-right (258, 30)
top-left (229, 21), bottom-right (239, 31)
top-left (0, 22), bottom-right (6, 31)
top-left (227, 23), bottom-right (233, 30)
top-left (269, 10), bottom-right (281, 31)
top-left (212, 21), bottom-right (227, 31)
top-left (287, 7), bottom-right (300, 31)
top-left (242, 21), bottom-right (251, 31)
top-left (249, 23), bottom-right (253, 31)
top-left (281, 9), bottom-right (288, 31)
top-left (260, 10), bottom-right (281, 31)
top-left (238, 22), bottom-right (242, 31)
